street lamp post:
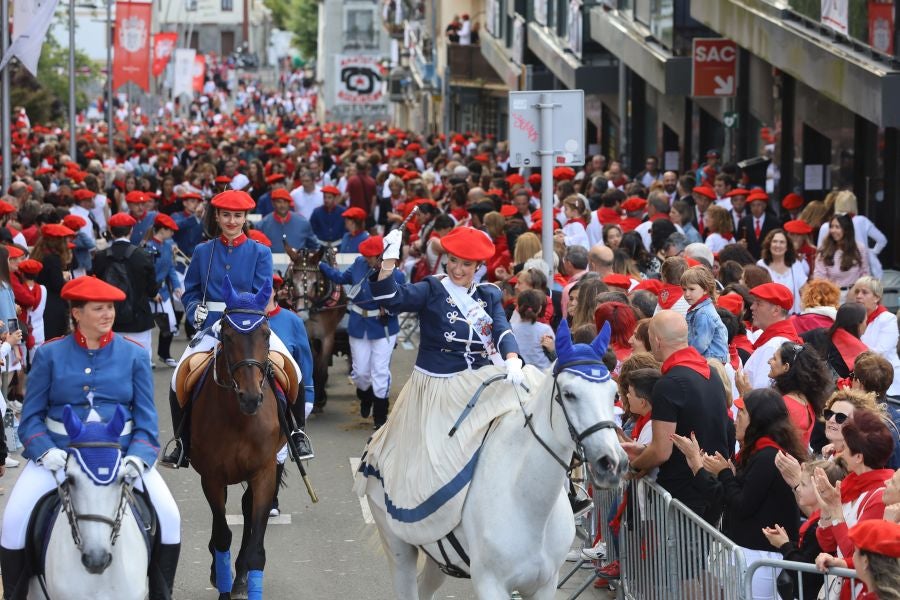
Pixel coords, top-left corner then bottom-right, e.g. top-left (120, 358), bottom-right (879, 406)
top-left (2, 0), bottom-right (11, 190)
top-left (69, 0), bottom-right (77, 159)
top-left (107, 0), bottom-right (114, 156)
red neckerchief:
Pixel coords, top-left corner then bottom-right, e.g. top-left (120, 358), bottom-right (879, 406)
top-left (632, 411), bottom-right (652, 440)
top-left (273, 212), bottom-right (291, 224)
top-left (839, 469), bottom-right (894, 503)
top-left (728, 343), bottom-right (741, 370)
top-left (831, 328), bottom-right (869, 373)
top-left (267, 305), bottom-right (282, 317)
top-left (721, 232), bottom-right (734, 241)
top-left (619, 216), bottom-right (641, 232)
top-left (798, 510), bottom-right (820, 547)
top-left (74, 329), bottom-right (114, 349)
top-left (219, 233), bottom-right (248, 247)
top-left (687, 294), bottom-right (711, 312)
top-left (657, 284), bottom-right (684, 309)
top-left (752, 319), bottom-right (801, 350)
top-left (568, 218), bottom-right (587, 227)
top-left (735, 435), bottom-right (785, 463)
top-left (450, 207), bottom-right (469, 222)
top-left (649, 212), bottom-right (669, 222)
top-left (553, 273), bottom-right (568, 287)
top-left (866, 304), bottom-right (887, 325)
top-left (661, 347), bottom-right (711, 379)
top-left (734, 333), bottom-right (754, 355)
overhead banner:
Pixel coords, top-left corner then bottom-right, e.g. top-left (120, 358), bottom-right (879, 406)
top-left (869, 1), bottom-right (894, 55)
top-left (113, 1), bottom-right (152, 91)
top-left (1, 0), bottom-right (60, 76)
top-left (172, 48), bottom-right (196, 98)
top-left (334, 55), bottom-right (386, 105)
top-left (821, 0), bottom-right (848, 35)
top-left (152, 32), bottom-right (178, 77)
top-left (192, 54), bottom-right (206, 92)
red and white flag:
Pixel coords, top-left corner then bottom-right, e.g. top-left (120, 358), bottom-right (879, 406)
top-left (152, 32), bottom-right (179, 77)
top-left (0, 0), bottom-right (61, 76)
top-left (192, 54), bottom-right (206, 93)
top-left (113, 1), bottom-right (152, 91)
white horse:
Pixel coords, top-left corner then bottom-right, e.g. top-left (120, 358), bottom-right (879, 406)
top-left (28, 406), bottom-right (149, 600)
top-left (366, 321), bottom-right (628, 599)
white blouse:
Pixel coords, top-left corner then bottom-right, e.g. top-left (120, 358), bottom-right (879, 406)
top-left (860, 309), bottom-right (900, 396)
top-left (757, 259), bottom-right (809, 314)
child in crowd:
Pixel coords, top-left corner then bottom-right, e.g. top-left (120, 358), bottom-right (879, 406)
top-left (681, 266), bottom-right (728, 363)
top-left (511, 289), bottom-right (554, 369)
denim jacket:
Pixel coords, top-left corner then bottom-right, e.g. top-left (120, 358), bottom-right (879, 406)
top-left (685, 297), bottom-right (729, 363)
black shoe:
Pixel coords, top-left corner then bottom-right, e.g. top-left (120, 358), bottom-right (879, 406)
top-left (0, 547), bottom-right (26, 600)
top-left (160, 439), bottom-right (188, 469)
top-left (148, 543), bottom-right (180, 600)
top-left (161, 389), bottom-right (190, 469)
top-left (290, 429), bottom-right (314, 461)
top-left (356, 387), bottom-right (373, 418)
top-left (372, 396), bottom-right (389, 429)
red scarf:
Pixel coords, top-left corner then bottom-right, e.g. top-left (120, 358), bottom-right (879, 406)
top-left (733, 333), bottom-right (754, 355)
top-left (866, 304), bottom-right (887, 325)
top-left (649, 212), bottom-right (669, 222)
top-left (553, 272), bottom-right (568, 287)
top-left (752, 319), bottom-right (801, 350)
top-left (661, 347), bottom-right (711, 379)
top-left (839, 469), bottom-right (894, 503)
top-left (798, 510), bottom-right (820, 547)
top-left (687, 294), bottom-right (711, 312)
top-left (735, 435), bottom-right (785, 463)
top-left (721, 232), bottom-right (734, 241)
top-left (567, 218), bottom-right (586, 228)
top-left (632, 412), bottom-right (652, 440)
top-left (831, 328), bottom-right (869, 373)
top-left (728, 343), bottom-right (741, 370)
top-left (657, 284), bottom-right (684, 309)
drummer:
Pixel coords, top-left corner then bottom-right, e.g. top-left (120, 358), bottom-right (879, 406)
top-left (319, 235), bottom-right (404, 428)
top-left (0, 276), bottom-right (181, 599)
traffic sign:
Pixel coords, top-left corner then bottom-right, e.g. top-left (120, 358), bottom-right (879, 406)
top-left (692, 38), bottom-right (737, 98)
top-left (508, 90), bottom-right (585, 168)
top-left (723, 112), bottom-right (739, 129)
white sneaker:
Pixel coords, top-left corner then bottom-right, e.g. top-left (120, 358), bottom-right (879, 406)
top-left (581, 541), bottom-right (607, 561)
top-left (164, 358), bottom-right (178, 368)
top-left (5, 456), bottom-right (20, 468)
top-left (565, 549), bottom-right (583, 562)
top-left (269, 507), bottom-right (280, 518)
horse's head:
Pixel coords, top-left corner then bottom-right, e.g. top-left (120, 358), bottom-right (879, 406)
top-left (61, 404), bottom-right (130, 574)
top-left (554, 320), bottom-right (629, 488)
top-left (284, 243), bottom-right (332, 312)
top-left (220, 275), bottom-right (272, 415)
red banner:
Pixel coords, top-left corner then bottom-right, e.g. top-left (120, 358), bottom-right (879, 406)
top-left (868, 1), bottom-right (894, 55)
top-left (113, 1), bottom-right (151, 91)
top-left (192, 54), bottom-right (206, 93)
top-left (152, 32), bottom-right (178, 77)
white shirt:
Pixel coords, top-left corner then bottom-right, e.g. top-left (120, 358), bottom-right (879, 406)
top-left (69, 205), bottom-right (96, 238)
top-left (756, 259), bottom-right (809, 314)
top-left (705, 232), bottom-right (734, 254)
top-left (290, 187), bottom-right (324, 218)
top-left (585, 213), bottom-right (605, 248)
top-left (561, 220), bottom-right (589, 249)
top-left (715, 197), bottom-right (733, 211)
top-left (635, 219), bottom-right (653, 252)
top-left (861, 309), bottom-right (900, 396)
top-left (743, 331), bottom-right (792, 390)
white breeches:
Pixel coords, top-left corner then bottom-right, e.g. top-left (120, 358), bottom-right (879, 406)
top-left (348, 334), bottom-right (396, 398)
top-left (1, 460), bottom-right (181, 549)
top-left (170, 323), bottom-right (301, 392)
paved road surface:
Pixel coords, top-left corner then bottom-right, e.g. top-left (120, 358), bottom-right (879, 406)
top-left (0, 333), bottom-right (611, 599)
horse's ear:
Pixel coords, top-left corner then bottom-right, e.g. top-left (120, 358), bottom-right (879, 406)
top-left (591, 321), bottom-right (612, 358)
top-left (106, 405), bottom-right (127, 438)
top-left (223, 274), bottom-right (237, 307)
top-left (254, 279), bottom-right (272, 310)
top-left (282, 236), bottom-right (299, 263)
top-left (555, 319), bottom-right (574, 360)
top-left (62, 404), bottom-right (83, 439)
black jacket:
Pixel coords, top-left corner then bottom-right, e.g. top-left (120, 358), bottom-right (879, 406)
top-left (777, 516), bottom-right (824, 600)
top-left (91, 240), bottom-right (159, 333)
top-left (737, 213), bottom-right (780, 259)
top-left (37, 252), bottom-right (70, 340)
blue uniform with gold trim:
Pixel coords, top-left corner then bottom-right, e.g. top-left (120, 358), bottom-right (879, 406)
top-left (320, 256), bottom-right (403, 340)
top-left (130, 210), bottom-right (158, 245)
top-left (338, 231), bottom-right (369, 253)
top-left (172, 210), bottom-right (204, 258)
top-left (369, 274), bottom-right (519, 375)
top-left (19, 333), bottom-right (159, 466)
top-left (268, 306), bottom-right (315, 406)
top-left (145, 237), bottom-right (180, 301)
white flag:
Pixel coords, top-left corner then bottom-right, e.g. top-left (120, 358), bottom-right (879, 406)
top-left (172, 48), bottom-right (196, 98)
top-left (0, 0), bottom-right (61, 76)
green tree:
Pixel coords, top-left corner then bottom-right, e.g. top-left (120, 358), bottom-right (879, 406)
top-left (9, 35), bottom-right (97, 124)
top-left (264, 0), bottom-right (318, 60)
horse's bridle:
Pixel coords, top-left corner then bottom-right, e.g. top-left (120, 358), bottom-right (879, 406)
top-left (284, 247), bottom-right (344, 313)
top-left (520, 359), bottom-right (618, 472)
top-left (57, 441), bottom-right (134, 552)
top-left (213, 309), bottom-right (272, 392)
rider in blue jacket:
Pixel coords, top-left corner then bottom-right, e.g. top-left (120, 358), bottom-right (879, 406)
top-left (0, 276), bottom-right (181, 600)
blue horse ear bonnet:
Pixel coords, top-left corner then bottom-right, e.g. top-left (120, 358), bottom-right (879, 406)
top-left (552, 319), bottom-right (612, 383)
top-left (62, 404), bottom-right (126, 486)
top-left (223, 275), bottom-right (271, 332)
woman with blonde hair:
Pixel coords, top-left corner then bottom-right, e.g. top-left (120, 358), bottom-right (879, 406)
top-left (798, 200), bottom-right (831, 231)
top-left (791, 279), bottom-right (840, 335)
top-left (703, 205), bottom-right (736, 253)
top-left (851, 275), bottom-right (900, 397)
top-left (815, 191), bottom-right (887, 278)
top-left (512, 231), bottom-right (542, 269)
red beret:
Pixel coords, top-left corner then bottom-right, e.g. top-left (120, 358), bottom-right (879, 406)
top-left (781, 193), bottom-right (804, 211)
top-left (473, 153), bottom-right (490, 163)
top-left (783, 220), bottom-right (813, 235)
top-left (342, 207), bottom-right (367, 221)
top-left (266, 173), bottom-right (286, 184)
top-left (747, 189), bottom-right (770, 204)
top-left (17, 258), bottom-right (43, 276)
top-left (108, 213), bottom-right (137, 228)
top-left (603, 274), bottom-right (633, 290)
top-left (500, 204), bottom-right (519, 217)
top-left (725, 188), bottom-right (750, 198)
top-left (154, 213), bottom-right (179, 231)
top-left (529, 219), bottom-right (560, 232)
top-left (35, 167), bottom-right (54, 176)
top-left (693, 186), bottom-right (716, 200)
top-left (358, 235), bottom-right (383, 257)
top-left (62, 214), bottom-right (87, 231)
top-left (717, 293), bottom-right (744, 316)
top-left (73, 189), bottom-right (95, 201)
top-left (0, 201), bottom-right (15, 215)
top-left (632, 279), bottom-right (664, 295)
top-left (531, 207), bottom-right (559, 222)
top-left (179, 192), bottom-right (203, 201)
top-left (621, 197), bottom-right (648, 213)
top-left (685, 257), bottom-right (701, 267)
top-left (247, 229), bottom-right (272, 247)
top-left (270, 188), bottom-right (293, 205)
top-left (440, 227), bottom-right (495, 261)
top-left (750, 282), bottom-right (793, 311)
top-left (273, 273), bottom-right (284, 287)
top-left (61, 275), bottom-right (126, 302)
top-left (848, 519), bottom-right (900, 558)
top-left (528, 173), bottom-right (541, 186)
top-left (214, 175), bottom-right (232, 184)
top-left (210, 190), bottom-right (255, 211)
top-left (401, 172), bottom-right (419, 182)
top-left (391, 168), bottom-right (408, 178)
top-left (4, 245), bottom-right (24, 259)
top-left (321, 185), bottom-right (341, 196)
top-left (553, 166), bottom-right (576, 181)
top-left (125, 191), bottom-right (147, 204)
top-left (505, 174), bottom-right (525, 186)
top-left (41, 223), bottom-right (77, 237)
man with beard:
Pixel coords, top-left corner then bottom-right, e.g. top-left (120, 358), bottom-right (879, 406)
top-left (662, 171), bottom-right (678, 205)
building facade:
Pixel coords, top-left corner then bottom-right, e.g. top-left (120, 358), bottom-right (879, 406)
top-left (158, 0), bottom-right (274, 62)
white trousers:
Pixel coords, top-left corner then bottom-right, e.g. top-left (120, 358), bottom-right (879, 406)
top-left (740, 547), bottom-right (782, 600)
top-left (122, 329), bottom-right (154, 363)
top-left (1, 460), bottom-right (181, 549)
top-left (348, 334), bottom-right (396, 398)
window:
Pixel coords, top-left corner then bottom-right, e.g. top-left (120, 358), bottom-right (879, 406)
top-left (344, 7), bottom-right (378, 49)
top-left (222, 0), bottom-right (233, 11)
top-left (185, 0), bottom-right (198, 10)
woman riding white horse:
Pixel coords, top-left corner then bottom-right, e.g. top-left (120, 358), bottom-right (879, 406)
top-left (0, 276), bottom-right (181, 600)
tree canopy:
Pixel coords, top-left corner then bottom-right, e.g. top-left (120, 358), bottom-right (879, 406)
top-left (264, 0), bottom-right (319, 60)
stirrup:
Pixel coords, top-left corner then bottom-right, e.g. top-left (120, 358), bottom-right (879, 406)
top-left (290, 429), bottom-right (314, 461)
top-left (160, 438), bottom-right (187, 469)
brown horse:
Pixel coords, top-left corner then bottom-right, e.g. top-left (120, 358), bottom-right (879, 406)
top-left (283, 242), bottom-right (348, 412)
top-left (190, 279), bottom-right (285, 600)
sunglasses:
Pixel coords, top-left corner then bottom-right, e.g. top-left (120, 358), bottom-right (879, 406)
top-left (823, 409), bottom-right (849, 424)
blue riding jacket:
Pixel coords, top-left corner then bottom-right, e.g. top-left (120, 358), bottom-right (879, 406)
top-left (268, 306), bottom-right (315, 406)
top-left (19, 333), bottom-right (160, 467)
top-left (145, 236), bottom-right (181, 302)
top-left (172, 210), bottom-right (204, 258)
top-left (130, 211), bottom-right (157, 245)
top-left (320, 256), bottom-right (404, 340)
top-left (338, 231), bottom-right (369, 254)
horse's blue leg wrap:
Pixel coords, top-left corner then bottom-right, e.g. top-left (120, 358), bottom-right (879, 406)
top-left (247, 570), bottom-right (263, 600)
top-left (215, 549), bottom-right (232, 593)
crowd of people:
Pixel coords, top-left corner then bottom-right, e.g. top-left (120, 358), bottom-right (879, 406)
top-left (0, 82), bottom-right (895, 597)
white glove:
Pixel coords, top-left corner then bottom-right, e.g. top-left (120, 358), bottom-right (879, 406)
top-left (39, 448), bottom-right (68, 472)
top-left (382, 229), bottom-right (403, 261)
top-left (505, 357), bottom-right (525, 387)
top-left (122, 455), bottom-right (145, 482)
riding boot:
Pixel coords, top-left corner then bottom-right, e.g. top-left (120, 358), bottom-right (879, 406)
top-left (356, 387), bottom-right (373, 418)
top-left (0, 547), bottom-right (26, 600)
top-left (148, 543), bottom-right (180, 600)
top-left (372, 396), bottom-right (389, 430)
top-left (161, 389), bottom-right (190, 468)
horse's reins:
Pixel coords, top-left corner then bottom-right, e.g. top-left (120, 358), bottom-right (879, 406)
top-left (213, 309), bottom-right (272, 392)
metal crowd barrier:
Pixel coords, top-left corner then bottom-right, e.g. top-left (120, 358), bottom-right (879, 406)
top-left (557, 483), bottom-right (620, 599)
top-left (744, 559), bottom-right (857, 600)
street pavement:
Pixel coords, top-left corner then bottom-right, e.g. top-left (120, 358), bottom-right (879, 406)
top-left (0, 333), bottom-right (611, 599)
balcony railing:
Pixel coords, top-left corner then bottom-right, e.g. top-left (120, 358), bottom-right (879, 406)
top-left (446, 43), bottom-right (501, 82)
